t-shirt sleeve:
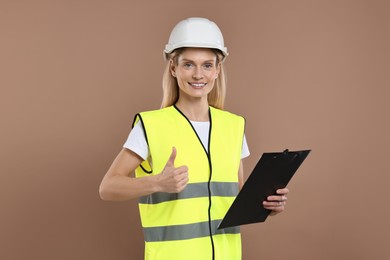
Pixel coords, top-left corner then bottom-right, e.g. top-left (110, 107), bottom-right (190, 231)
top-left (123, 121), bottom-right (149, 160)
top-left (241, 134), bottom-right (250, 159)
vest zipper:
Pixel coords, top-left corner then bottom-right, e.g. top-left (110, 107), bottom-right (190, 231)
top-left (206, 108), bottom-right (215, 260)
top-left (173, 105), bottom-right (215, 260)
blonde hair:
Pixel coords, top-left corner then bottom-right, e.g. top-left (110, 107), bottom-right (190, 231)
top-left (161, 48), bottom-right (227, 110)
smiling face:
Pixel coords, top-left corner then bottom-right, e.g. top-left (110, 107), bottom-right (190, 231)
top-left (170, 48), bottom-right (221, 104)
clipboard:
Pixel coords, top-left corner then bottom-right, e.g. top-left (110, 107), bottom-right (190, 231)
top-left (218, 149), bottom-right (311, 229)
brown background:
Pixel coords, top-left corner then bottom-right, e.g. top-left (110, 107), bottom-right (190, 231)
top-left (1, 0), bottom-right (389, 259)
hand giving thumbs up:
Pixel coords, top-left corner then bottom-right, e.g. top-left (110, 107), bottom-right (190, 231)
top-left (156, 147), bottom-right (189, 193)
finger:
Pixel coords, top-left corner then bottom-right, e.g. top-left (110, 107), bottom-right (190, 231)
top-left (264, 205), bottom-right (285, 212)
top-left (263, 200), bottom-right (286, 207)
top-left (267, 195), bottom-right (287, 202)
top-left (177, 175), bottom-right (189, 186)
top-left (165, 147), bottom-right (177, 167)
top-left (263, 199), bottom-right (286, 212)
top-left (175, 181), bottom-right (188, 193)
top-left (174, 168), bottom-right (189, 182)
top-left (276, 188), bottom-right (289, 195)
top-left (174, 165), bottom-right (189, 174)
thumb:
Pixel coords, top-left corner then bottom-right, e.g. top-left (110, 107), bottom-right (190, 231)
top-left (165, 147), bottom-right (177, 167)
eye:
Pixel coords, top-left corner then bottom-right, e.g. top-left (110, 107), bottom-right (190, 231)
top-left (203, 63), bottom-right (213, 70)
top-left (183, 63), bottom-right (193, 69)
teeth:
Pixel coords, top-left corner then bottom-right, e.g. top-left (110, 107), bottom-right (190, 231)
top-left (190, 83), bottom-right (206, 87)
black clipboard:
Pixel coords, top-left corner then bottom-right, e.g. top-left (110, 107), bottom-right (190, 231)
top-left (218, 149), bottom-right (311, 229)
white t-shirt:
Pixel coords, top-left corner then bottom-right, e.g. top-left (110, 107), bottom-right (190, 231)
top-left (124, 121), bottom-right (250, 160)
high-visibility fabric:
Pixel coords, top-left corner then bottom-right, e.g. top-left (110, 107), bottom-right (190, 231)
top-left (133, 105), bottom-right (245, 260)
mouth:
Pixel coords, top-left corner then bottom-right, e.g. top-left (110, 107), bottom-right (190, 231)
top-left (189, 82), bottom-right (207, 89)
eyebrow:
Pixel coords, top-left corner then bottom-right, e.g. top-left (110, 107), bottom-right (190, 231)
top-left (180, 58), bottom-right (216, 63)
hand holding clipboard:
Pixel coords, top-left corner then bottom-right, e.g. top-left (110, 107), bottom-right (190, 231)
top-left (218, 149), bottom-right (311, 229)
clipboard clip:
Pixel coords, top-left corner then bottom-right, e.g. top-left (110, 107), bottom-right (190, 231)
top-left (274, 149), bottom-right (289, 159)
top-left (283, 149), bottom-right (300, 160)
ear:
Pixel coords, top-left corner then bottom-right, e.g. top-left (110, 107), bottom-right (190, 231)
top-left (215, 62), bottom-right (221, 78)
top-left (169, 59), bottom-right (176, 77)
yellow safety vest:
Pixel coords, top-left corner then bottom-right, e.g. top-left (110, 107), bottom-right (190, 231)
top-left (133, 105), bottom-right (245, 260)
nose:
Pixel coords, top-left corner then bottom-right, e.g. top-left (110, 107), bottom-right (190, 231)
top-left (192, 67), bottom-right (204, 80)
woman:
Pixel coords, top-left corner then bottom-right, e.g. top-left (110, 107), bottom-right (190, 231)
top-left (99, 17), bottom-right (289, 260)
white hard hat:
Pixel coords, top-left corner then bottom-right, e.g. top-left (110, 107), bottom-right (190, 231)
top-left (164, 17), bottom-right (228, 60)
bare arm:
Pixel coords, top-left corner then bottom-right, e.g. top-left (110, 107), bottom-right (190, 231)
top-left (99, 147), bottom-right (189, 201)
top-left (238, 160), bottom-right (244, 190)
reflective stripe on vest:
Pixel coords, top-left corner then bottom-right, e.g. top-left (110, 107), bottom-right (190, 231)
top-left (139, 182), bottom-right (238, 204)
top-left (144, 219), bottom-right (239, 242)
top-left (133, 105), bottom-right (245, 260)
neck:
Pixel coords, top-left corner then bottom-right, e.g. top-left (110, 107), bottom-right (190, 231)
top-left (175, 99), bottom-right (209, 122)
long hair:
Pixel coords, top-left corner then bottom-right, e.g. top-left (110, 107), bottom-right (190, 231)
top-left (161, 48), bottom-right (227, 110)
